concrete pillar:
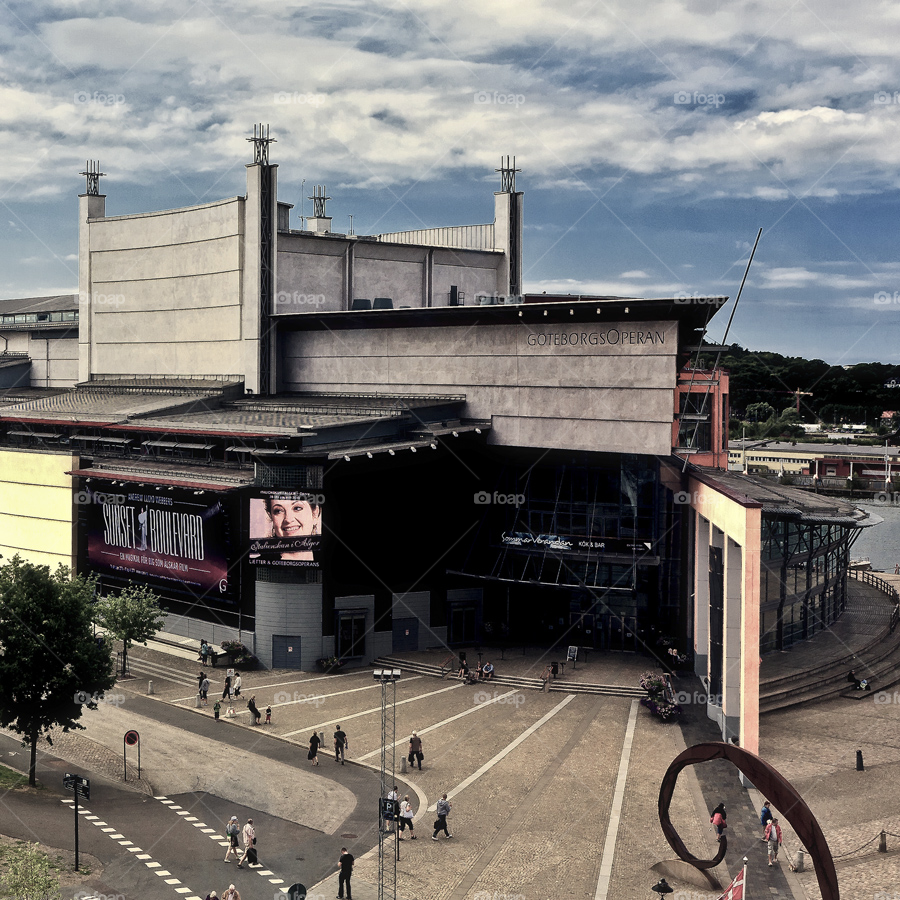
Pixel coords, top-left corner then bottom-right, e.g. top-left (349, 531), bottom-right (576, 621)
top-left (741, 508), bottom-right (762, 756)
top-left (78, 192), bottom-right (106, 383)
top-left (493, 190), bottom-right (523, 296)
top-left (694, 514), bottom-right (710, 679)
top-left (722, 537), bottom-right (743, 741)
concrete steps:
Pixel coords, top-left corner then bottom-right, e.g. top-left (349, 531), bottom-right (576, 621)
top-left (370, 655), bottom-right (645, 698)
top-left (760, 631), bottom-right (900, 714)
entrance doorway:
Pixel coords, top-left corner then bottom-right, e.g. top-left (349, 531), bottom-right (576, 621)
top-left (393, 617), bottom-right (419, 652)
top-left (336, 612), bottom-right (366, 659)
top-left (599, 613), bottom-right (638, 652)
top-left (271, 635), bottom-right (302, 669)
top-left (448, 604), bottom-right (477, 644)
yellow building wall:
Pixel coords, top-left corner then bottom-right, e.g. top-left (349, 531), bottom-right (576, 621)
top-left (0, 449), bottom-right (78, 571)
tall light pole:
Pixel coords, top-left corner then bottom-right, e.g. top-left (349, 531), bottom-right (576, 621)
top-left (374, 668), bottom-right (400, 900)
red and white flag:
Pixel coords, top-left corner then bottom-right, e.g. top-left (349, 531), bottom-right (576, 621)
top-left (715, 863), bottom-right (746, 900)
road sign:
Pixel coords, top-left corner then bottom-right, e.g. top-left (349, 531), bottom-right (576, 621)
top-left (63, 773), bottom-right (90, 800)
top-left (124, 730), bottom-right (139, 746)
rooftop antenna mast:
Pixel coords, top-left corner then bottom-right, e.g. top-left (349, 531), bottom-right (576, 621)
top-left (309, 185), bottom-right (330, 218)
top-left (248, 123), bottom-right (276, 164)
top-left (496, 155), bottom-right (520, 193)
top-left (79, 160), bottom-right (105, 195)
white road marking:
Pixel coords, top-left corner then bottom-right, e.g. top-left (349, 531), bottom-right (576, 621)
top-left (427, 694), bottom-right (577, 810)
top-left (594, 698), bottom-right (639, 900)
top-left (285, 682), bottom-right (464, 737)
top-left (358, 689), bottom-right (521, 761)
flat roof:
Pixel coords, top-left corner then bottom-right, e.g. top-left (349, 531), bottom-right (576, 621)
top-left (730, 440), bottom-right (900, 459)
top-left (0, 294), bottom-right (78, 315)
top-left (690, 466), bottom-right (875, 524)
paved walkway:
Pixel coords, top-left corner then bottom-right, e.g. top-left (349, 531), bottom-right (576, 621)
top-left (9, 604), bottom-right (900, 900)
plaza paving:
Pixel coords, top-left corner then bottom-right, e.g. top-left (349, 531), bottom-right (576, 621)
top-left (8, 631), bottom-right (900, 899)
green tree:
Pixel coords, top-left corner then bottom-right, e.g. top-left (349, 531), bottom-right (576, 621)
top-left (746, 401), bottom-right (775, 422)
top-left (0, 556), bottom-right (115, 786)
top-left (2, 841), bottom-right (59, 900)
top-left (95, 583), bottom-right (165, 676)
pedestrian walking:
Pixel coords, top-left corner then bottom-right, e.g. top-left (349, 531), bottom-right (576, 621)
top-left (408, 732), bottom-right (423, 770)
top-left (223, 816), bottom-right (240, 862)
top-left (233, 673), bottom-right (242, 698)
top-left (237, 818), bottom-right (256, 868)
top-left (213, 700), bottom-right (221, 721)
top-left (198, 670), bottom-right (207, 692)
top-left (432, 793), bottom-right (452, 839)
top-left (710, 802), bottom-right (727, 841)
top-left (760, 799), bottom-right (773, 841)
top-left (334, 724), bottom-right (348, 764)
top-left (247, 695), bottom-right (261, 725)
top-left (765, 818), bottom-right (783, 866)
top-left (265, 705), bottom-right (271, 724)
top-left (398, 795), bottom-right (416, 840)
top-left (200, 676), bottom-right (210, 706)
top-left (222, 674), bottom-right (232, 701)
top-left (337, 847), bottom-right (354, 900)
top-left (308, 731), bottom-right (320, 766)
top-left (222, 885), bottom-right (240, 900)
top-left (384, 785), bottom-right (399, 827)
top-left (204, 890), bottom-right (217, 900)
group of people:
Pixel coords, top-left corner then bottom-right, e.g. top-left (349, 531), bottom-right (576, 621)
top-left (384, 785), bottom-right (453, 841)
top-left (308, 725), bottom-right (349, 766)
top-left (710, 800), bottom-right (783, 867)
top-left (199, 639), bottom-right (218, 666)
top-left (223, 816), bottom-right (256, 868)
top-left (455, 654), bottom-right (495, 683)
top-left (214, 824), bottom-right (354, 900)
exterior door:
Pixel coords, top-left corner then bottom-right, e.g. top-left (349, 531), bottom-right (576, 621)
top-left (393, 617), bottom-right (419, 652)
top-left (272, 635), bottom-right (302, 669)
top-left (337, 613), bottom-right (366, 659)
top-left (449, 605), bottom-right (476, 644)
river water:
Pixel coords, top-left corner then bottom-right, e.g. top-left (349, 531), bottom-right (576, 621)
top-left (850, 502), bottom-right (900, 572)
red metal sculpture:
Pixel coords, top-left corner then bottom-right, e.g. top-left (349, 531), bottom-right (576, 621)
top-left (658, 741), bottom-right (838, 900)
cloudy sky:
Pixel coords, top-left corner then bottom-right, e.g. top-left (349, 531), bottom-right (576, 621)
top-left (3, 0), bottom-right (900, 363)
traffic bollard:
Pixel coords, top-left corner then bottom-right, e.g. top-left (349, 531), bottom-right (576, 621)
top-left (856, 749), bottom-right (864, 771)
top-left (879, 830), bottom-right (887, 853)
top-left (795, 848), bottom-right (805, 872)
top-left (400, 756), bottom-right (408, 774)
top-left (148, 680), bottom-right (154, 695)
top-left (195, 692), bottom-right (201, 708)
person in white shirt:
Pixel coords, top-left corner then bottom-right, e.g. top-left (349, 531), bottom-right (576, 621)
top-left (398, 795), bottom-right (416, 840)
top-left (237, 818), bottom-right (256, 867)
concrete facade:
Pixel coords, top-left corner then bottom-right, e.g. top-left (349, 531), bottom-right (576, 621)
top-left (282, 320), bottom-right (678, 454)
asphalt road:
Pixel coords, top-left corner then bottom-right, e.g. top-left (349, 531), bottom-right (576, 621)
top-left (0, 693), bottom-right (384, 900)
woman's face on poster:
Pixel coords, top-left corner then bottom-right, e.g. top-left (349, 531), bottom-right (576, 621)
top-left (269, 498), bottom-right (319, 537)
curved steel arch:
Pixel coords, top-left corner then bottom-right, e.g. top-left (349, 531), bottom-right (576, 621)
top-left (658, 742), bottom-right (838, 900)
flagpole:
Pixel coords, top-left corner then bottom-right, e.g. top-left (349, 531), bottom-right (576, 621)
top-left (742, 857), bottom-right (748, 897)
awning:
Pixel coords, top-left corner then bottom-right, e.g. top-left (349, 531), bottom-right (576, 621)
top-left (67, 467), bottom-right (250, 492)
